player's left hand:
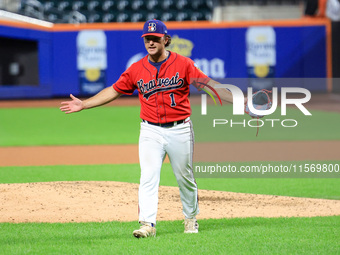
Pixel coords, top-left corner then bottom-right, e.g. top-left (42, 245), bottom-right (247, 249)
top-left (60, 94), bottom-right (84, 114)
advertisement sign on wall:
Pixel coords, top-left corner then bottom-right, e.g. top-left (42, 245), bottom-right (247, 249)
top-left (246, 26), bottom-right (276, 89)
top-left (77, 30), bottom-right (107, 95)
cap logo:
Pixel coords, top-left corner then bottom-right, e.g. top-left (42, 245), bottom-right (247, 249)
top-left (148, 23), bottom-right (156, 32)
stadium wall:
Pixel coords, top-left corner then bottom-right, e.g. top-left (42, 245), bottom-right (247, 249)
top-left (0, 19), bottom-right (332, 99)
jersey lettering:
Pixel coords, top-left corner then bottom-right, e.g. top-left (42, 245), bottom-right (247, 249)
top-left (169, 93), bottom-right (176, 107)
top-left (113, 53), bottom-right (209, 123)
top-left (137, 72), bottom-right (184, 100)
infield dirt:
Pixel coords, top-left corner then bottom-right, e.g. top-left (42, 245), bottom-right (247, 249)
top-left (1, 181), bottom-right (340, 223)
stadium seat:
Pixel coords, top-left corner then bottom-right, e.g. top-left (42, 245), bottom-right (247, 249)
top-left (116, 11), bottom-right (132, 22)
top-left (175, 11), bottom-right (191, 21)
top-left (131, 0), bottom-right (147, 11)
top-left (42, 0), bottom-right (58, 11)
top-left (145, 0), bottom-right (162, 11)
top-left (190, 0), bottom-right (203, 10)
top-left (190, 11), bottom-right (205, 21)
top-left (161, 10), bottom-right (177, 21)
top-left (203, 9), bottom-right (213, 20)
top-left (67, 10), bottom-right (87, 23)
top-left (20, 0), bottom-right (44, 20)
top-left (146, 11), bottom-right (161, 20)
top-left (45, 12), bottom-right (62, 23)
top-left (101, 12), bottom-right (116, 22)
top-left (57, 0), bottom-right (72, 11)
top-left (87, 0), bottom-right (101, 11)
top-left (175, 0), bottom-right (190, 10)
top-left (43, 5), bottom-right (68, 23)
top-left (102, 0), bottom-right (117, 11)
top-left (161, 0), bottom-right (176, 10)
top-left (204, 0), bottom-right (215, 10)
top-left (117, 0), bottom-right (132, 11)
top-left (72, 0), bottom-right (87, 11)
top-left (190, 0), bottom-right (215, 10)
top-left (130, 11), bottom-right (147, 22)
top-left (88, 12), bottom-right (101, 23)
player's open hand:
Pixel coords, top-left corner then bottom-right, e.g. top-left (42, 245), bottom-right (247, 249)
top-left (60, 94), bottom-right (84, 114)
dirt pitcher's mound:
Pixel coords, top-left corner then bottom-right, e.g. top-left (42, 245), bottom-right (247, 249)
top-left (0, 181), bottom-right (339, 223)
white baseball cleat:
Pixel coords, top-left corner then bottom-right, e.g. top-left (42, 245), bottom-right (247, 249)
top-left (133, 222), bottom-right (156, 238)
top-left (184, 218), bottom-right (199, 233)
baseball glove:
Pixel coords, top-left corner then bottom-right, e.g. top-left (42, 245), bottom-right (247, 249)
top-left (245, 89), bottom-right (272, 136)
top-left (245, 89), bottom-right (272, 118)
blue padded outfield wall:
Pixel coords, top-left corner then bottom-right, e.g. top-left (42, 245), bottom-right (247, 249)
top-left (0, 21), bottom-right (329, 99)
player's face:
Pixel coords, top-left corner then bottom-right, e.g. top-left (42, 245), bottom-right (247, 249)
top-left (144, 35), bottom-right (166, 57)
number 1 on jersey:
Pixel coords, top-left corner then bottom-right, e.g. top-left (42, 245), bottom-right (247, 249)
top-left (169, 93), bottom-right (176, 107)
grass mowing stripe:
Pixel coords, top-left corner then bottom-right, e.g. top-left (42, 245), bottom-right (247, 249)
top-left (0, 161), bottom-right (339, 199)
top-left (0, 106), bottom-right (141, 146)
top-left (0, 106), bottom-right (339, 146)
top-left (0, 217), bottom-right (339, 254)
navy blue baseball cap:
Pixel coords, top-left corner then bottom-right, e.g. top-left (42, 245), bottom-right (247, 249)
top-left (141, 20), bottom-right (168, 38)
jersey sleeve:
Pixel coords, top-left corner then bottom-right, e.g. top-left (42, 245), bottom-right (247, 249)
top-left (185, 58), bottom-right (210, 90)
top-left (112, 66), bottom-right (136, 95)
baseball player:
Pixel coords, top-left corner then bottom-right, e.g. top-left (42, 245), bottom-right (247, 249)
top-left (60, 20), bottom-right (234, 238)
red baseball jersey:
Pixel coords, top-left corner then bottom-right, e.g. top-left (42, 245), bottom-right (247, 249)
top-left (113, 52), bottom-right (209, 123)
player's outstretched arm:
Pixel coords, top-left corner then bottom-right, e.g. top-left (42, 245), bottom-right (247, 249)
top-left (207, 79), bottom-right (234, 104)
top-left (60, 86), bottom-right (121, 114)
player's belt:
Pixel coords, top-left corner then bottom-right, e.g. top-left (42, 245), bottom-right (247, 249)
top-left (143, 118), bottom-right (189, 128)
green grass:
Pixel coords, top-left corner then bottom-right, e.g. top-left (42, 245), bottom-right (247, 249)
top-left (0, 217), bottom-right (339, 255)
top-left (0, 106), bottom-right (141, 146)
top-left (0, 106), bottom-right (339, 146)
top-left (1, 161), bottom-right (339, 199)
